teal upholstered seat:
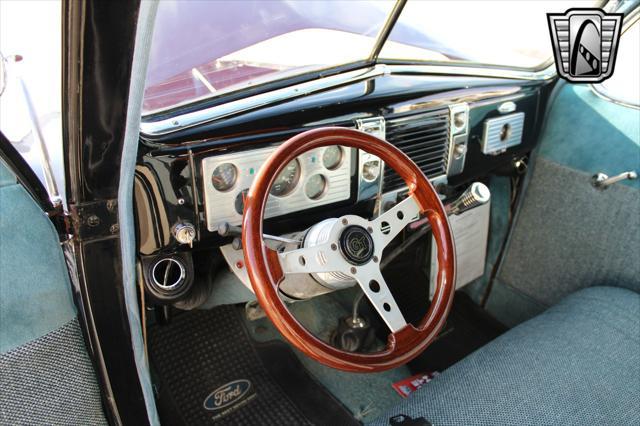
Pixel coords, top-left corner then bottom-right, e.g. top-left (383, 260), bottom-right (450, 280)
top-left (370, 286), bottom-right (640, 425)
top-left (0, 159), bottom-right (106, 424)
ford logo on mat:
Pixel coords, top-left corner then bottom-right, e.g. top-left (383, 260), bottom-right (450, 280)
top-left (203, 379), bottom-right (252, 411)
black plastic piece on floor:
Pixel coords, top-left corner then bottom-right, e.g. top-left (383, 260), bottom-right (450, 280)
top-left (408, 291), bottom-right (507, 373)
top-left (148, 305), bottom-right (358, 426)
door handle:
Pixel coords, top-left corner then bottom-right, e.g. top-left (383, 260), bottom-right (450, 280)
top-left (591, 171), bottom-right (637, 190)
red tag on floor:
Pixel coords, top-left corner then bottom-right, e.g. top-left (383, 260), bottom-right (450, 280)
top-left (392, 372), bottom-right (438, 398)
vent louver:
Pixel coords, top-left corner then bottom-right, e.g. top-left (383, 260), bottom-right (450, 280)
top-left (383, 109), bottom-right (450, 192)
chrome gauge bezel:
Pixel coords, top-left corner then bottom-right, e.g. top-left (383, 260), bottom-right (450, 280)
top-left (211, 163), bottom-right (238, 192)
top-left (322, 145), bottom-right (344, 171)
top-left (269, 159), bottom-right (301, 197)
top-left (304, 174), bottom-right (328, 200)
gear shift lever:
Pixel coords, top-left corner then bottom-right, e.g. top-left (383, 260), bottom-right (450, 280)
top-left (446, 182), bottom-right (491, 215)
top-left (408, 182), bottom-right (490, 231)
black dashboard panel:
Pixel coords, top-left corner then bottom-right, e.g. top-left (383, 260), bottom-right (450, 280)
top-left (136, 72), bottom-right (553, 255)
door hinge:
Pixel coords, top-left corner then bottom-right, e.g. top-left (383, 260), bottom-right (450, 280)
top-left (45, 203), bottom-right (72, 242)
top-left (69, 199), bottom-right (119, 242)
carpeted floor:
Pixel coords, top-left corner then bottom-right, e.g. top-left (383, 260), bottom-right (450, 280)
top-left (243, 289), bottom-right (413, 423)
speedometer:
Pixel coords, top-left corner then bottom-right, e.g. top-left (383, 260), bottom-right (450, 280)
top-left (270, 159), bottom-right (300, 197)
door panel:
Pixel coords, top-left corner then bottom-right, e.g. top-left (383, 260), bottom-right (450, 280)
top-left (0, 157), bottom-right (106, 424)
top-left (487, 83), bottom-right (640, 326)
top-left (538, 84), bottom-right (639, 189)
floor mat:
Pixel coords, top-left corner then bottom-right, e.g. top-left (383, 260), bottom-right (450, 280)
top-left (408, 291), bottom-right (507, 373)
top-left (148, 306), bottom-right (358, 426)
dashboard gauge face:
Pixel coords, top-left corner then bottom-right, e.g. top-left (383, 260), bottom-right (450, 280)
top-left (234, 189), bottom-right (249, 215)
top-left (270, 159), bottom-right (300, 197)
top-left (305, 174), bottom-right (327, 200)
top-left (211, 163), bottom-right (237, 192)
top-left (322, 146), bottom-right (343, 170)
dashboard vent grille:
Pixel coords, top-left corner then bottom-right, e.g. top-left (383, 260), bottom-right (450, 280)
top-left (383, 109), bottom-right (450, 192)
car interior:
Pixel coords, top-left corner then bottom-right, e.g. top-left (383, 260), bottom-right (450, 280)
top-left (0, 1), bottom-right (638, 425)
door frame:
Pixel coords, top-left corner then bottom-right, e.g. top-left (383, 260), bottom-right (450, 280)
top-left (61, 1), bottom-right (150, 424)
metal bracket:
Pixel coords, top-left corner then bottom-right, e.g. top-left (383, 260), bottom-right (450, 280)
top-left (69, 199), bottom-right (119, 242)
top-left (245, 300), bottom-right (267, 321)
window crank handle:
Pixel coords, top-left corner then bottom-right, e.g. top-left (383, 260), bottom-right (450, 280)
top-left (591, 171), bottom-right (637, 190)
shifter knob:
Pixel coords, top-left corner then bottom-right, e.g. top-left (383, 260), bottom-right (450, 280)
top-left (446, 182), bottom-right (490, 215)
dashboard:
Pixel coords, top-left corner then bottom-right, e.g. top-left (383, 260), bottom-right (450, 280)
top-left (134, 70), bottom-right (553, 301)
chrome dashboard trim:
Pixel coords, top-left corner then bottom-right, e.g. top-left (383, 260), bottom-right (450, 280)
top-left (480, 112), bottom-right (525, 155)
top-left (140, 63), bottom-right (556, 137)
top-left (447, 103), bottom-right (469, 177)
top-left (389, 64), bottom-right (557, 81)
top-left (140, 65), bottom-right (389, 137)
top-left (355, 117), bottom-right (386, 201)
top-left (202, 145), bottom-right (353, 230)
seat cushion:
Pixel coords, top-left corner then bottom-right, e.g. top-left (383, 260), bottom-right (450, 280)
top-left (370, 286), bottom-right (640, 426)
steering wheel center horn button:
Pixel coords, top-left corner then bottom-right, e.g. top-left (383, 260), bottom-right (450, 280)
top-left (339, 225), bottom-right (375, 265)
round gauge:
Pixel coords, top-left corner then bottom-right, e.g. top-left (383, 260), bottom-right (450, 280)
top-left (305, 174), bottom-right (327, 200)
top-left (270, 159), bottom-right (300, 197)
top-left (322, 146), bottom-right (343, 170)
top-left (234, 189), bottom-right (249, 215)
top-left (211, 163), bottom-right (237, 192)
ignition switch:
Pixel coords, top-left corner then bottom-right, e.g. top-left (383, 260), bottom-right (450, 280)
top-left (173, 222), bottom-right (196, 247)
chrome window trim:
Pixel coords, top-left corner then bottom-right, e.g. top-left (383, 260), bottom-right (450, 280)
top-left (140, 63), bottom-right (557, 137)
top-left (590, 9), bottom-right (640, 110)
top-left (590, 84), bottom-right (640, 110)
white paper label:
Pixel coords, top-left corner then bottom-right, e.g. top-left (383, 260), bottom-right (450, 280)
top-left (430, 201), bottom-right (490, 298)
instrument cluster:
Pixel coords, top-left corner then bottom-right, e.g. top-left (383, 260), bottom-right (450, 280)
top-left (201, 145), bottom-right (353, 230)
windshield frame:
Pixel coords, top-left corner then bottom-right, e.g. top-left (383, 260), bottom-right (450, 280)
top-left (140, 0), bottom-right (608, 127)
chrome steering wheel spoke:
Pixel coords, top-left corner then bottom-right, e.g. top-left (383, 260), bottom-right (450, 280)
top-left (276, 205), bottom-right (415, 333)
top-left (350, 262), bottom-right (407, 333)
top-left (370, 195), bottom-right (421, 250)
top-left (278, 242), bottom-right (347, 274)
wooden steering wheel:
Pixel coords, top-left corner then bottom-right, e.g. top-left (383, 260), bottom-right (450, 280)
top-left (242, 128), bottom-right (456, 372)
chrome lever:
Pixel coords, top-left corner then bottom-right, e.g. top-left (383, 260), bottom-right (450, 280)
top-left (446, 182), bottom-right (491, 215)
top-left (409, 182), bottom-right (491, 230)
top-left (217, 222), bottom-right (301, 245)
top-left (591, 171), bottom-right (637, 190)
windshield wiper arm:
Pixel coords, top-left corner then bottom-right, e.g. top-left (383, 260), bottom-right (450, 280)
top-left (368, 0), bottom-right (408, 63)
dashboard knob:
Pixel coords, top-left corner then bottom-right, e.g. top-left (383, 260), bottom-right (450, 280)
top-left (453, 143), bottom-right (467, 159)
top-left (453, 111), bottom-right (467, 128)
top-left (173, 222), bottom-right (196, 246)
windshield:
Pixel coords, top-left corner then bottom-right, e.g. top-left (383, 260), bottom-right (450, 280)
top-left (144, 0), bottom-right (598, 114)
top-left (379, 1), bottom-right (598, 69)
top-left (143, 0), bottom-right (395, 114)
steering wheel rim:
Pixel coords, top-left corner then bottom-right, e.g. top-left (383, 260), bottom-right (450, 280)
top-left (242, 127), bottom-right (456, 372)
